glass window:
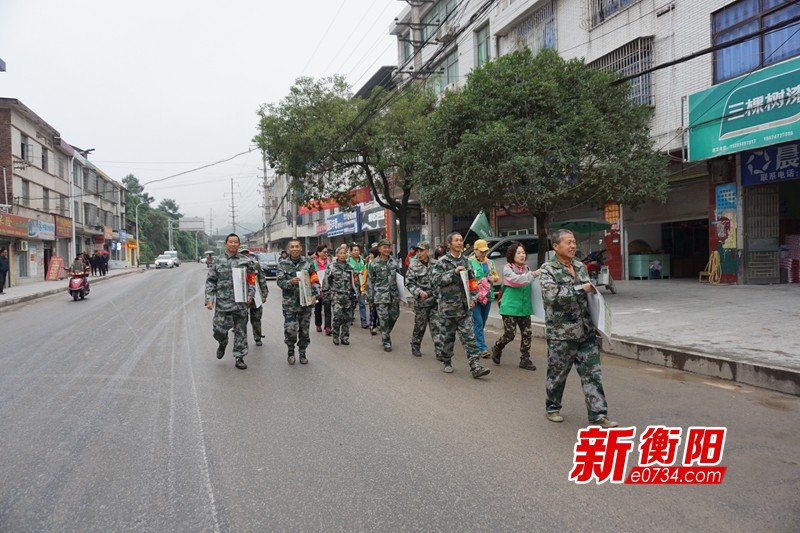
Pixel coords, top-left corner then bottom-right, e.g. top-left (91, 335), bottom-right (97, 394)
top-left (713, 0), bottom-right (800, 83)
top-left (43, 189), bottom-right (50, 211)
top-left (476, 25), bottom-right (491, 67)
top-left (21, 180), bottom-right (30, 207)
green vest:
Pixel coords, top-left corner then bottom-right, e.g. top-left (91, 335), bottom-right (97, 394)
top-left (499, 281), bottom-right (533, 317)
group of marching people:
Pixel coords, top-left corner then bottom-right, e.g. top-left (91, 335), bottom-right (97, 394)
top-left (208, 229), bottom-right (617, 428)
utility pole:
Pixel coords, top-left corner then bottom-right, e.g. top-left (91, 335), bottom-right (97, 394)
top-left (229, 178), bottom-right (237, 234)
top-left (262, 154), bottom-right (271, 251)
top-left (209, 208), bottom-right (213, 247)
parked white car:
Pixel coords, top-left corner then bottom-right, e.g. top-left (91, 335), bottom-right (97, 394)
top-left (155, 255), bottom-right (175, 269)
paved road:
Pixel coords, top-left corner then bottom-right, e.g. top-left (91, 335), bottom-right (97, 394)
top-left (0, 267), bottom-right (798, 532)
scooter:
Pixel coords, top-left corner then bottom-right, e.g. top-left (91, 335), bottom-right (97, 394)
top-left (584, 250), bottom-right (616, 294)
top-left (68, 270), bottom-right (90, 301)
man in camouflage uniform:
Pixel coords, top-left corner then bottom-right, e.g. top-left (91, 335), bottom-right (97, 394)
top-left (404, 241), bottom-right (442, 360)
top-left (431, 232), bottom-right (490, 378)
top-left (205, 233), bottom-right (256, 370)
top-left (276, 238), bottom-right (318, 365)
top-left (539, 229), bottom-right (617, 428)
top-left (365, 238), bottom-right (400, 352)
top-left (240, 248), bottom-right (269, 346)
top-left (323, 244), bottom-right (356, 345)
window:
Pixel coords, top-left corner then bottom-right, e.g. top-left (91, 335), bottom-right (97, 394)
top-left (74, 201), bottom-right (80, 223)
top-left (43, 189), bottom-right (50, 211)
top-left (476, 25), bottom-right (491, 67)
top-left (590, 37), bottom-right (655, 106)
top-left (21, 180), bottom-right (30, 207)
top-left (589, 0), bottom-right (640, 28)
top-left (422, 0), bottom-right (457, 40)
top-left (402, 33), bottom-right (412, 63)
top-left (20, 134), bottom-right (32, 163)
top-left (499, 1), bottom-right (556, 57)
top-left (60, 194), bottom-right (67, 216)
top-left (42, 148), bottom-right (49, 172)
top-left (713, 0), bottom-right (800, 82)
top-left (57, 155), bottom-right (66, 179)
top-left (430, 49), bottom-right (459, 95)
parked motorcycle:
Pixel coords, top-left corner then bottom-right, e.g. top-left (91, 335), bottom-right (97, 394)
top-left (584, 250), bottom-right (616, 294)
top-left (68, 270), bottom-right (90, 301)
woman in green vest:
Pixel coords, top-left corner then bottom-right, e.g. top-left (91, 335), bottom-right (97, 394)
top-left (491, 242), bottom-right (540, 370)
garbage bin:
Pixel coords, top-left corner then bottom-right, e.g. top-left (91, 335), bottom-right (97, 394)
top-left (649, 260), bottom-right (662, 279)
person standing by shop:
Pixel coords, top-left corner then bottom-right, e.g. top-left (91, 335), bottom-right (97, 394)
top-left (205, 233), bottom-right (255, 370)
top-left (239, 248), bottom-right (269, 346)
top-left (366, 239), bottom-right (400, 352)
top-left (277, 238), bottom-right (318, 365)
top-left (469, 239), bottom-right (500, 359)
top-left (313, 244), bottom-right (332, 335)
top-left (348, 243), bottom-right (368, 329)
top-left (324, 244), bottom-right (356, 346)
top-left (405, 241), bottom-right (442, 359)
top-left (491, 242), bottom-right (539, 370)
top-left (431, 232), bottom-right (491, 379)
top-left (0, 248), bottom-right (9, 294)
top-left (539, 229), bottom-right (617, 428)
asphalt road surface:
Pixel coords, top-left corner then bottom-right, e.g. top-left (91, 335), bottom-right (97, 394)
top-left (0, 266), bottom-right (798, 532)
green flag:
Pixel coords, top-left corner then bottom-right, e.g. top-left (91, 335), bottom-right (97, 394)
top-left (469, 210), bottom-right (494, 239)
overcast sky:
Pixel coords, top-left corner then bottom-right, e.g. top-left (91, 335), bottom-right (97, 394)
top-left (0, 0), bottom-right (400, 234)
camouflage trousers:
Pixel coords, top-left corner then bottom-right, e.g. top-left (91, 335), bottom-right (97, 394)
top-left (438, 314), bottom-right (481, 364)
top-left (283, 306), bottom-right (313, 352)
top-left (375, 301), bottom-right (400, 345)
top-left (213, 308), bottom-right (249, 359)
top-left (331, 296), bottom-right (354, 341)
top-left (411, 305), bottom-right (442, 354)
top-left (494, 315), bottom-right (533, 358)
top-left (545, 334), bottom-right (609, 422)
top-left (248, 304), bottom-right (263, 339)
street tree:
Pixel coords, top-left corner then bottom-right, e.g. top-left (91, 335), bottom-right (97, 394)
top-left (255, 76), bottom-right (436, 260)
top-left (414, 48), bottom-right (668, 262)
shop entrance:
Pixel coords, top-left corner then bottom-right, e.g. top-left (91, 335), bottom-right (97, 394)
top-left (744, 185), bottom-right (780, 284)
top-left (661, 219), bottom-right (709, 278)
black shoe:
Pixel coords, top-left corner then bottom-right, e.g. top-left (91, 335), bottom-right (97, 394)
top-left (288, 355), bottom-right (296, 365)
top-left (383, 343), bottom-right (392, 352)
top-left (519, 358), bottom-right (536, 371)
top-left (299, 353), bottom-right (308, 364)
top-left (235, 358), bottom-right (247, 370)
top-left (341, 339), bottom-right (350, 345)
top-left (333, 337), bottom-right (340, 346)
top-left (491, 345), bottom-right (502, 365)
top-left (370, 327), bottom-right (376, 336)
top-left (361, 324), bottom-right (369, 329)
top-left (471, 364), bottom-right (491, 379)
top-left (216, 344), bottom-right (226, 359)
top-left (255, 339), bottom-right (263, 346)
top-left (411, 346), bottom-right (422, 357)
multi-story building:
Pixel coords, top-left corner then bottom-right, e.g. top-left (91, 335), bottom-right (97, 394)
top-left (0, 98), bottom-right (127, 285)
top-left (391, 0), bottom-right (800, 284)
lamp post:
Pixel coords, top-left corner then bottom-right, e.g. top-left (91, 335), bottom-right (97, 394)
top-left (135, 199), bottom-right (145, 267)
top-left (68, 148), bottom-right (94, 260)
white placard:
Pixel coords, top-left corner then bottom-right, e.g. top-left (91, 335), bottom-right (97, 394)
top-left (459, 270), bottom-right (471, 304)
top-left (396, 273), bottom-right (407, 304)
top-left (587, 285), bottom-right (613, 347)
top-left (231, 267), bottom-right (247, 303)
top-left (298, 270), bottom-right (315, 307)
top-left (531, 274), bottom-right (545, 319)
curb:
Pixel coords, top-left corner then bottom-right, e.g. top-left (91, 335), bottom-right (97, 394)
top-left (0, 269), bottom-right (144, 309)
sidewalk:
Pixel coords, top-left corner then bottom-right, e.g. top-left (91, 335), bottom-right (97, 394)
top-left (486, 279), bottom-right (800, 396)
top-left (0, 266), bottom-right (143, 308)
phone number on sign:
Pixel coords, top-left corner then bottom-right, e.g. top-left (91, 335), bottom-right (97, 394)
top-left (626, 466), bottom-right (726, 485)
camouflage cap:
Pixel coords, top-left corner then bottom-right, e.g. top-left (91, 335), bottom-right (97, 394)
top-left (414, 241), bottom-right (430, 250)
top-left (376, 238), bottom-right (391, 247)
top-left (240, 247), bottom-right (250, 254)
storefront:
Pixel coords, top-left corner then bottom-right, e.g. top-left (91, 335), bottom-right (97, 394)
top-left (326, 206), bottom-right (361, 249)
top-left (0, 213), bottom-right (58, 284)
top-left (360, 205), bottom-right (387, 250)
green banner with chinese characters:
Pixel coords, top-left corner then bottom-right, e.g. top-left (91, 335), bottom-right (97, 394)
top-left (688, 56), bottom-right (800, 162)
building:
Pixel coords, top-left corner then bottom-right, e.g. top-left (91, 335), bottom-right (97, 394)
top-left (0, 98), bottom-right (127, 285)
top-left (390, 0), bottom-right (800, 284)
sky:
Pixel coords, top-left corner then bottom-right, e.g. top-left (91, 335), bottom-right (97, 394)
top-left (0, 0), bottom-right (401, 235)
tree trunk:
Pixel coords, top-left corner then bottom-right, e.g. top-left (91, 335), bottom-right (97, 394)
top-left (535, 211), bottom-right (550, 267)
top-left (397, 205), bottom-right (409, 274)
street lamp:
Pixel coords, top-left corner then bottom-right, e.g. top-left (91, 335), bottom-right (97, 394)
top-left (68, 148), bottom-right (94, 260)
top-left (135, 199), bottom-right (145, 267)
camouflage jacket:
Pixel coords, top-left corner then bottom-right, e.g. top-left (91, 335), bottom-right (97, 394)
top-left (539, 256), bottom-right (593, 341)
top-left (431, 252), bottom-right (476, 318)
top-left (365, 256), bottom-right (400, 305)
top-left (276, 256), bottom-right (319, 311)
top-left (405, 256), bottom-right (438, 308)
top-left (323, 260), bottom-right (356, 302)
top-left (205, 251), bottom-right (256, 313)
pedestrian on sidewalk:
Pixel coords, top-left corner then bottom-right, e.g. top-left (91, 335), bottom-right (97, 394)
top-left (366, 238), bottom-right (400, 352)
top-left (277, 238), bottom-right (318, 365)
top-left (313, 244), bottom-right (332, 336)
top-left (240, 248), bottom-right (268, 346)
top-left (347, 243), bottom-right (368, 329)
top-left (0, 248), bottom-right (9, 294)
top-left (431, 232), bottom-right (490, 379)
top-left (90, 251), bottom-right (100, 276)
top-left (205, 233), bottom-right (255, 370)
top-left (469, 239), bottom-right (500, 359)
top-left (539, 229), bottom-right (617, 428)
top-left (491, 242), bottom-right (539, 370)
top-left (405, 241), bottom-right (442, 359)
top-left (323, 244), bottom-right (356, 346)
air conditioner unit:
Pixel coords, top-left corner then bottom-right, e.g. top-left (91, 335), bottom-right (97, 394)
top-left (18, 240), bottom-right (28, 251)
top-left (436, 22), bottom-right (457, 43)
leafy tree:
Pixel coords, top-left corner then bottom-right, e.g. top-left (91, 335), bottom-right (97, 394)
top-left (414, 48), bottom-right (668, 262)
top-left (255, 76), bottom-right (436, 261)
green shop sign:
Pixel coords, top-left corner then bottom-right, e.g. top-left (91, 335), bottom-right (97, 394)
top-left (688, 56), bottom-right (800, 162)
